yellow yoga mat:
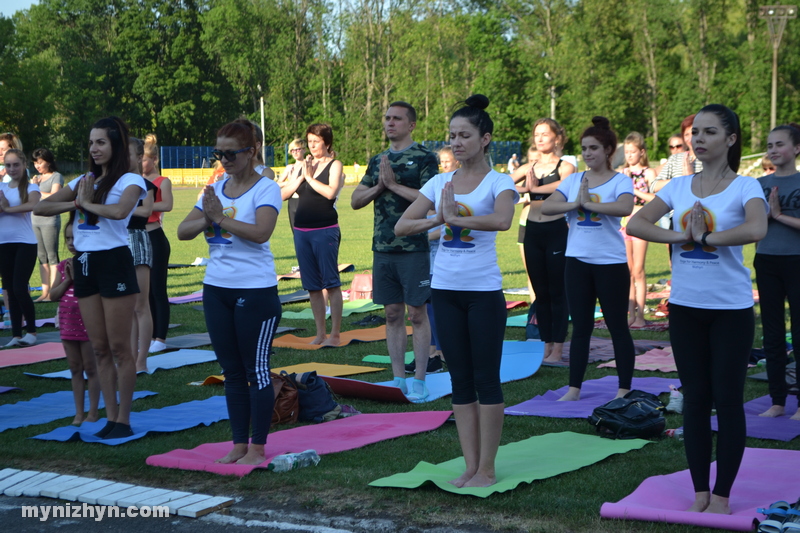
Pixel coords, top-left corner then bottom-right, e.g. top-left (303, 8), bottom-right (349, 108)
top-left (200, 362), bottom-right (385, 385)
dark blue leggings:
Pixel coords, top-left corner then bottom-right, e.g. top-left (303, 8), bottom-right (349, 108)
top-left (565, 258), bottom-right (634, 390)
top-left (0, 243), bottom-right (37, 337)
top-left (432, 289), bottom-right (505, 405)
top-left (669, 303), bottom-right (753, 498)
top-left (203, 284), bottom-right (281, 445)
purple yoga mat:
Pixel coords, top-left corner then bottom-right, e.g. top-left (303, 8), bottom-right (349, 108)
top-left (0, 386), bottom-right (21, 394)
top-left (600, 447), bottom-right (799, 531)
top-left (504, 376), bottom-right (681, 418)
top-left (710, 394), bottom-right (800, 442)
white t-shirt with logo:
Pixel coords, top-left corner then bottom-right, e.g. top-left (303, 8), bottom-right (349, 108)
top-left (195, 177), bottom-right (281, 289)
top-left (657, 174), bottom-right (767, 309)
top-left (555, 172), bottom-right (633, 264)
top-left (420, 170), bottom-right (519, 291)
top-left (0, 182), bottom-right (40, 245)
top-left (67, 173), bottom-right (146, 251)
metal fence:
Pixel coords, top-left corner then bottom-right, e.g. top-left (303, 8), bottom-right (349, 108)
top-left (160, 146), bottom-right (275, 168)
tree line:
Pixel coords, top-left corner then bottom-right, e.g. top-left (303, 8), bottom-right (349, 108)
top-left (0, 0), bottom-right (797, 166)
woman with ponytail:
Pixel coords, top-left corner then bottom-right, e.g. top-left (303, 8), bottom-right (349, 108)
top-left (35, 116), bottom-right (146, 440)
top-left (628, 105), bottom-right (767, 514)
top-left (542, 116), bottom-right (636, 402)
top-left (754, 123), bottom-right (800, 420)
top-left (396, 95), bottom-right (518, 488)
top-left (0, 149), bottom-right (41, 346)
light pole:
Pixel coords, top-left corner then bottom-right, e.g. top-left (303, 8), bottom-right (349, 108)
top-left (257, 83), bottom-right (266, 163)
top-left (759, 5), bottom-right (797, 129)
top-left (544, 72), bottom-right (556, 120)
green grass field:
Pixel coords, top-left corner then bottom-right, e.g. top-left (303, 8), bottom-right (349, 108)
top-left (0, 186), bottom-right (793, 532)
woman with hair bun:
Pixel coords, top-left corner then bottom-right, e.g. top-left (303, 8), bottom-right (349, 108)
top-left (178, 120), bottom-right (282, 465)
top-left (628, 105), bottom-right (767, 514)
top-left (31, 148), bottom-right (64, 302)
top-left (541, 116), bottom-right (635, 402)
top-left (35, 116), bottom-right (147, 440)
top-left (396, 94), bottom-right (518, 488)
top-left (141, 134), bottom-right (173, 353)
top-left (513, 118), bottom-right (575, 363)
top-left (754, 123), bottom-right (800, 420)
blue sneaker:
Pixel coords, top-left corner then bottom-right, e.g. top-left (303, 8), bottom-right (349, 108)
top-left (406, 379), bottom-right (429, 403)
top-left (392, 377), bottom-right (408, 394)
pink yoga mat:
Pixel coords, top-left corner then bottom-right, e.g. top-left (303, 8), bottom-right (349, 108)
top-left (600, 447), bottom-right (799, 531)
top-left (168, 290), bottom-right (203, 304)
top-left (598, 347), bottom-right (677, 373)
top-left (146, 410), bottom-right (452, 476)
top-left (0, 342), bottom-right (65, 368)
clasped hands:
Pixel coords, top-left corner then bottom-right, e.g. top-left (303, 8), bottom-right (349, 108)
top-left (202, 185), bottom-right (225, 224)
top-left (683, 201), bottom-right (711, 244)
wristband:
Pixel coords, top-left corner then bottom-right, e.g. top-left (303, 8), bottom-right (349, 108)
top-left (701, 231), bottom-right (712, 247)
top-left (74, 199), bottom-right (79, 209)
top-left (217, 216), bottom-right (225, 226)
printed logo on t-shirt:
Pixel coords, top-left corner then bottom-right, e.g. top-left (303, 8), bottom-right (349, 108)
top-left (677, 207), bottom-right (719, 260)
top-left (76, 208), bottom-right (99, 231)
top-left (442, 202), bottom-right (475, 249)
top-left (576, 193), bottom-right (602, 226)
top-left (204, 206), bottom-right (236, 244)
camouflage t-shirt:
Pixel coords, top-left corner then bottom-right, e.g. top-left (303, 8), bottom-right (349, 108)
top-left (360, 142), bottom-right (439, 252)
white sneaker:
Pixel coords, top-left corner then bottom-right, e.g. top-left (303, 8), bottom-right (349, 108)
top-left (19, 333), bottom-right (37, 346)
top-left (149, 340), bottom-right (167, 353)
top-left (4, 337), bottom-right (23, 348)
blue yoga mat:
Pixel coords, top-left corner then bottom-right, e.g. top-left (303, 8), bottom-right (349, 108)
top-left (24, 349), bottom-right (218, 380)
top-left (32, 395), bottom-right (228, 445)
top-left (0, 390), bottom-right (157, 433)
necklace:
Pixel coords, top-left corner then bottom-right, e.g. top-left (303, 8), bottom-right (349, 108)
top-left (700, 168), bottom-right (730, 198)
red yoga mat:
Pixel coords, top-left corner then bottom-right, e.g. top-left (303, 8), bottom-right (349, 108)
top-left (0, 343), bottom-right (65, 368)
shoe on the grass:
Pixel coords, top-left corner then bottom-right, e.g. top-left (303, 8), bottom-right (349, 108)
top-left (19, 333), bottom-right (37, 346)
top-left (149, 340), bottom-right (167, 353)
top-left (426, 355), bottom-right (443, 374)
top-left (406, 379), bottom-right (429, 403)
top-left (404, 359), bottom-right (416, 374)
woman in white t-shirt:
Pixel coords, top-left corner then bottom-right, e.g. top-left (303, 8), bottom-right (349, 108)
top-left (0, 149), bottom-right (41, 347)
top-left (35, 117), bottom-right (146, 440)
top-left (542, 117), bottom-right (636, 402)
top-left (178, 121), bottom-right (282, 466)
top-left (396, 95), bottom-right (518, 488)
top-left (627, 105), bottom-right (768, 515)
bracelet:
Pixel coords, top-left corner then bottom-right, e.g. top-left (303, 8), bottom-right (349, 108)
top-left (217, 216), bottom-right (225, 226)
top-left (701, 231), bottom-right (712, 247)
top-left (74, 199), bottom-right (79, 209)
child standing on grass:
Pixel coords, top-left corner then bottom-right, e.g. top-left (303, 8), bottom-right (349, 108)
top-left (49, 218), bottom-right (100, 426)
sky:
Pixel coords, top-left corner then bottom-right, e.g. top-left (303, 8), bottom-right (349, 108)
top-left (1, 1), bottom-right (38, 18)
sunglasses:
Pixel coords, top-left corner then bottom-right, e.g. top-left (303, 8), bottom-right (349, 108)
top-left (211, 147), bottom-right (252, 162)
top-left (290, 148), bottom-right (304, 153)
top-left (669, 145), bottom-right (683, 150)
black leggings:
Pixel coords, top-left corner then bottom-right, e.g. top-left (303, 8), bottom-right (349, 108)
top-left (565, 258), bottom-right (634, 390)
top-left (754, 253), bottom-right (800, 407)
top-left (523, 218), bottom-right (569, 343)
top-left (669, 303), bottom-right (753, 498)
top-left (432, 289), bottom-right (506, 405)
top-left (203, 284), bottom-right (281, 445)
top-left (0, 243), bottom-right (37, 337)
top-left (148, 227), bottom-right (171, 339)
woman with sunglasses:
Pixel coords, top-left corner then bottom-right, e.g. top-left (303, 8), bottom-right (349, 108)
top-left (34, 116), bottom-right (146, 440)
top-left (277, 138), bottom-right (307, 232)
top-left (178, 121), bottom-right (282, 465)
top-left (280, 124), bottom-right (344, 346)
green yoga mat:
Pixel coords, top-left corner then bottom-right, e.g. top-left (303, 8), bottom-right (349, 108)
top-left (282, 299), bottom-right (384, 320)
top-left (362, 350), bottom-right (414, 365)
top-left (369, 431), bottom-right (651, 498)
top-left (506, 314), bottom-right (528, 328)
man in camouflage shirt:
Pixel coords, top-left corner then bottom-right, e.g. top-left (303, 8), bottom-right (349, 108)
top-left (351, 101), bottom-right (439, 402)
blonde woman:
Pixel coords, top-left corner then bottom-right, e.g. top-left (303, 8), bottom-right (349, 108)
top-left (277, 138), bottom-right (306, 231)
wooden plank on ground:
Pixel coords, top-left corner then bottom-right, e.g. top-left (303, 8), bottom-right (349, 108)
top-left (0, 470), bottom-right (38, 492)
top-left (163, 494), bottom-right (213, 515)
top-left (97, 486), bottom-right (153, 506)
top-left (117, 488), bottom-right (171, 508)
top-left (5, 472), bottom-right (59, 497)
top-left (60, 479), bottom-right (114, 501)
top-left (135, 490), bottom-right (192, 507)
top-left (176, 496), bottom-right (234, 518)
top-left (41, 477), bottom-right (94, 498)
top-left (78, 482), bottom-right (135, 504)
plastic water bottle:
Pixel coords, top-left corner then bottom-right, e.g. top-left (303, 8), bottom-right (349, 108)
top-left (665, 428), bottom-right (684, 440)
top-left (268, 450), bottom-right (321, 472)
top-left (666, 385), bottom-right (684, 414)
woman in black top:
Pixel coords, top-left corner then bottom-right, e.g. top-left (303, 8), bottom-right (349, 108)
top-left (280, 124), bottom-right (344, 346)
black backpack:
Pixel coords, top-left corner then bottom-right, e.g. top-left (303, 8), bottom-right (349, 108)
top-left (587, 390), bottom-right (666, 439)
top-left (287, 371), bottom-right (339, 423)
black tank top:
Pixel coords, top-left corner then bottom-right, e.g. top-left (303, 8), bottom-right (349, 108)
top-left (530, 160), bottom-right (562, 201)
top-left (294, 161), bottom-right (338, 229)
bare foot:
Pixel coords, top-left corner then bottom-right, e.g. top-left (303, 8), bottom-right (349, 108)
top-left (71, 415), bottom-right (84, 426)
top-left (543, 343), bottom-right (553, 360)
top-left (216, 444), bottom-right (248, 464)
top-left (462, 472), bottom-right (496, 488)
top-left (791, 410), bottom-right (800, 421)
top-left (236, 448), bottom-right (266, 465)
top-left (448, 470), bottom-right (477, 488)
top-left (687, 492), bottom-right (710, 513)
top-left (759, 405), bottom-right (785, 418)
top-left (615, 388), bottom-right (630, 399)
top-left (85, 412), bottom-right (100, 423)
top-left (629, 318), bottom-right (646, 328)
top-left (310, 335), bottom-right (327, 345)
top-left (703, 496), bottom-right (731, 515)
top-left (321, 335), bottom-right (340, 347)
top-left (558, 388), bottom-right (581, 401)
top-left (543, 344), bottom-right (564, 364)
top-left (136, 365), bottom-right (149, 373)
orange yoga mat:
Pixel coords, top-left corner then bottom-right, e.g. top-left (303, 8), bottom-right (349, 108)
top-left (200, 362), bottom-right (385, 385)
top-left (272, 325), bottom-right (411, 350)
top-left (0, 343), bottom-right (65, 368)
